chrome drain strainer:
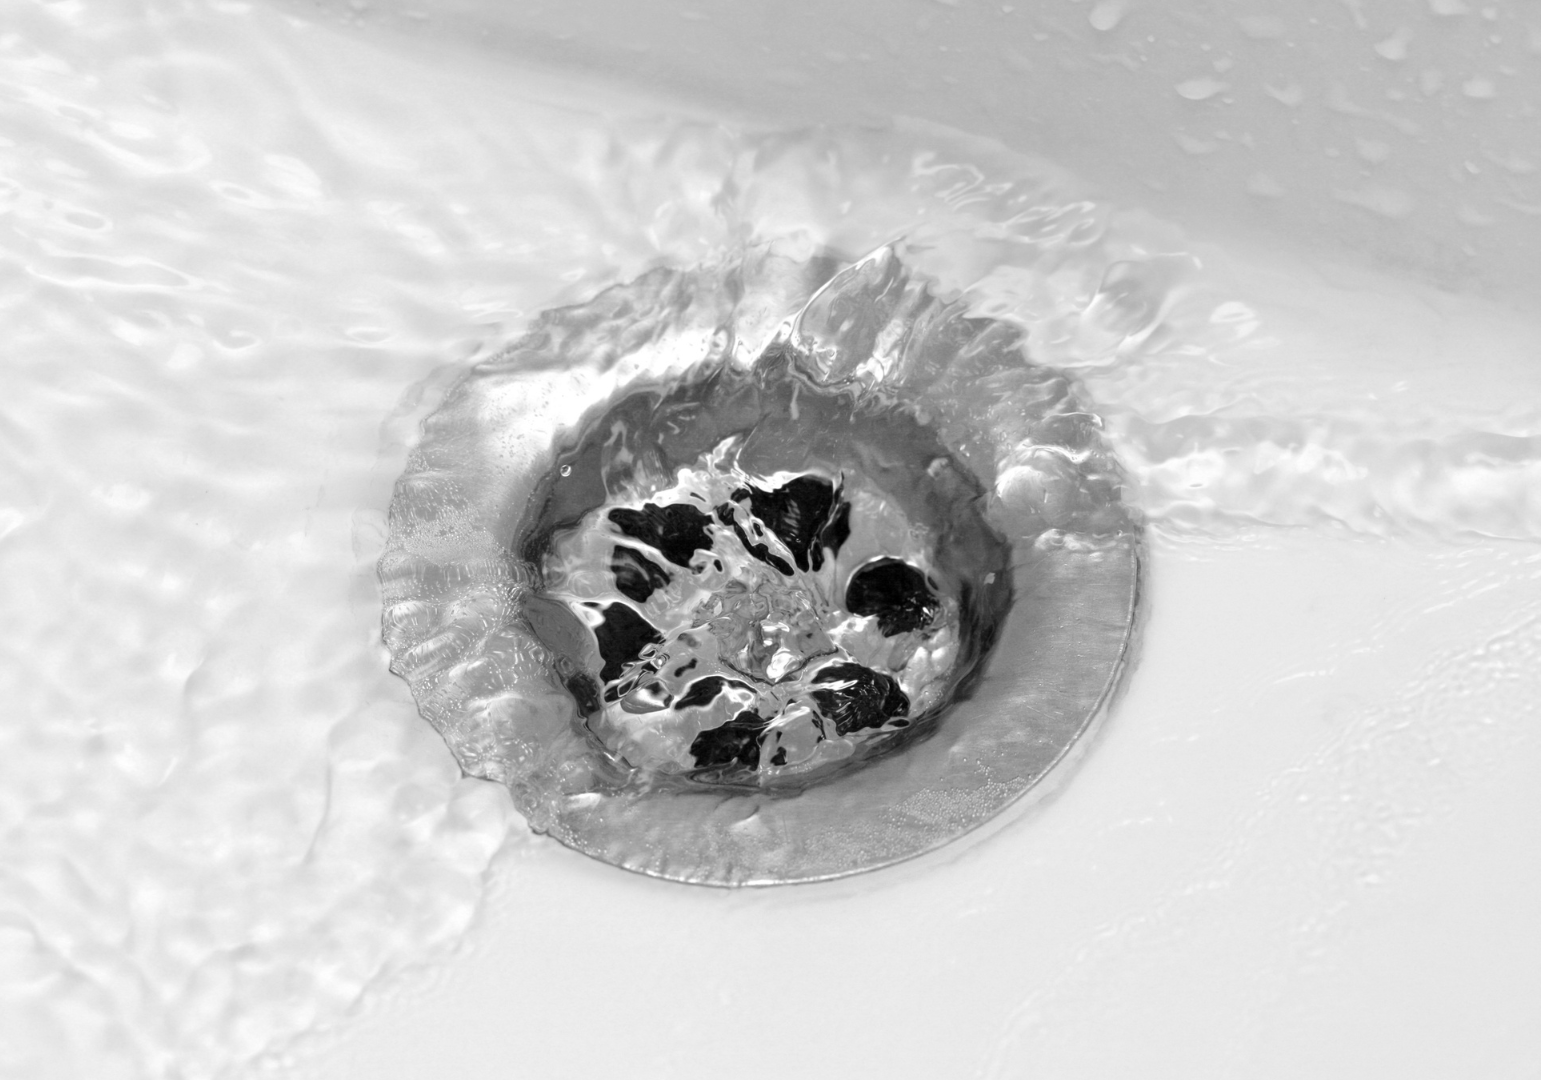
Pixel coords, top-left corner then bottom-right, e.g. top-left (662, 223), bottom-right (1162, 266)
top-left (379, 245), bottom-right (1142, 885)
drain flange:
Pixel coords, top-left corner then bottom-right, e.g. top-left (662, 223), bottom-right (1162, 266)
top-left (379, 245), bottom-right (1142, 885)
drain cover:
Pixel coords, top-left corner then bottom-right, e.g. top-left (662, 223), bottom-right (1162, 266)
top-left (379, 245), bottom-right (1142, 885)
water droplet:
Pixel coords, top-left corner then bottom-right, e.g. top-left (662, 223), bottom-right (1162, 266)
top-left (1462, 75), bottom-right (1497, 99)
top-left (1428, 0), bottom-right (1468, 14)
top-left (1374, 27), bottom-right (1411, 61)
top-left (1088, 0), bottom-right (1126, 32)
top-left (1075, 255), bottom-right (1199, 358)
top-left (559, 464), bottom-right (572, 477)
top-left (1176, 77), bottom-right (1228, 101)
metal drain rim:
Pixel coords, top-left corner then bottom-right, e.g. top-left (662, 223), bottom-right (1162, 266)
top-left (379, 245), bottom-right (1144, 886)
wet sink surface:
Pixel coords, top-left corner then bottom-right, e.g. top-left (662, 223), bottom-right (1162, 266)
top-left (2, 3), bottom-right (1539, 1078)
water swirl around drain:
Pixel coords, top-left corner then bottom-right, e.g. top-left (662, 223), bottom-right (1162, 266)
top-left (524, 356), bottom-right (1011, 791)
top-left (379, 244), bottom-right (1143, 885)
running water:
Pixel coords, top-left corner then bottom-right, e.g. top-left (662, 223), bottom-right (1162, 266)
top-left (3, 0), bottom-right (1540, 1077)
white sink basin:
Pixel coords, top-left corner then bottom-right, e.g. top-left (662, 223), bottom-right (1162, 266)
top-left (1, 2), bottom-right (1537, 1078)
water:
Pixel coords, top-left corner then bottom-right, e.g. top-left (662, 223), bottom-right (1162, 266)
top-left (3, 0), bottom-right (1540, 1076)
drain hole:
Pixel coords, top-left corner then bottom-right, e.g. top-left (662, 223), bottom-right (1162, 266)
top-left (845, 558), bottom-right (941, 636)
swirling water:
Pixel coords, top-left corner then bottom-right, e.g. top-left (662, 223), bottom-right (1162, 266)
top-left (3, 1), bottom-right (1540, 1077)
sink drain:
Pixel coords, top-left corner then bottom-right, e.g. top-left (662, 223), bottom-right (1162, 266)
top-left (380, 244), bottom-right (1142, 885)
